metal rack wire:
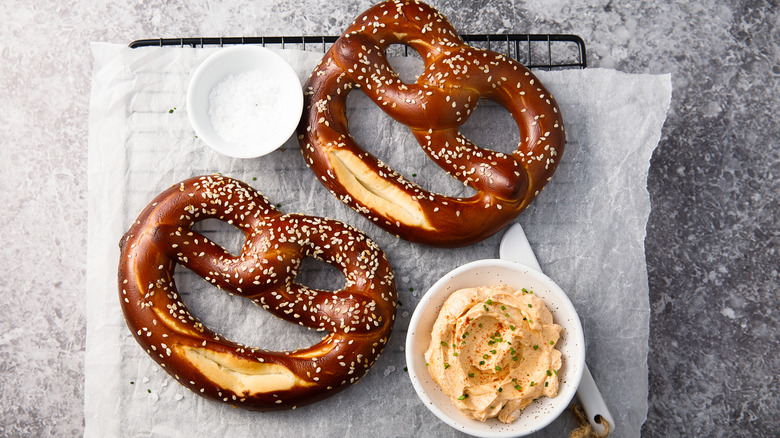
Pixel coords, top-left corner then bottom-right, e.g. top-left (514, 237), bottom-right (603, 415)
top-left (129, 34), bottom-right (587, 70)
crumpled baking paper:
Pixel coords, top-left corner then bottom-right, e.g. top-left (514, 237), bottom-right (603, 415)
top-left (86, 42), bottom-right (670, 437)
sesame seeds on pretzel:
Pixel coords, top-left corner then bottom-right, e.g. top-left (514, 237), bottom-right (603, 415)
top-left (118, 175), bottom-right (397, 410)
top-left (298, 0), bottom-right (565, 247)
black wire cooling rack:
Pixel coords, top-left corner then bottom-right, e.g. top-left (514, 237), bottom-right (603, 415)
top-left (129, 34), bottom-right (587, 70)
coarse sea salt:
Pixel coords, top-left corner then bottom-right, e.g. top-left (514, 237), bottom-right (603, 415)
top-left (208, 69), bottom-right (282, 148)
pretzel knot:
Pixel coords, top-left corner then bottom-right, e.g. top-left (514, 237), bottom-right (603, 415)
top-left (298, 0), bottom-right (565, 247)
top-left (118, 175), bottom-right (397, 410)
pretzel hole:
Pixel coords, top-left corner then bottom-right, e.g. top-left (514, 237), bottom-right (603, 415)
top-left (346, 89), bottom-right (476, 199)
top-left (385, 44), bottom-right (425, 84)
top-left (458, 97), bottom-right (522, 156)
top-left (295, 257), bottom-right (346, 292)
top-left (173, 264), bottom-right (325, 352)
top-left (192, 218), bottom-right (245, 256)
top-left (171, 218), bottom-right (326, 349)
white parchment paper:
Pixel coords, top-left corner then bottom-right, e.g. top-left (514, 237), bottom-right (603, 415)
top-left (86, 42), bottom-right (670, 437)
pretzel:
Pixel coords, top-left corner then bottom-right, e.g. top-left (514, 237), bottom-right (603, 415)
top-left (298, 0), bottom-right (565, 247)
top-left (118, 175), bottom-right (397, 410)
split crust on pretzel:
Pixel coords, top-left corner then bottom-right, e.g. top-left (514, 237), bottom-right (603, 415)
top-left (298, 0), bottom-right (566, 247)
top-left (118, 175), bottom-right (397, 410)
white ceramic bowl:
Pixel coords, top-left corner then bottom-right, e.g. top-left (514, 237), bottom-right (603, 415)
top-left (186, 46), bottom-right (303, 158)
top-left (406, 259), bottom-right (586, 437)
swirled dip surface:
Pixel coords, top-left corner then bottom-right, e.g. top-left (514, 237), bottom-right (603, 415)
top-left (425, 285), bottom-right (562, 423)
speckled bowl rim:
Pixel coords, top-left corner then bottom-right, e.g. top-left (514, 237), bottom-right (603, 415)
top-left (405, 259), bottom-right (586, 437)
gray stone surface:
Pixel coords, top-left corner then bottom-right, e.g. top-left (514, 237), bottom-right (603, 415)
top-left (0, 0), bottom-right (776, 436)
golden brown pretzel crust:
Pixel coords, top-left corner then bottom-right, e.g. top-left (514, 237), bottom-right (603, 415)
top-left (118, 175), bottom-right (396, 410)
top-left (298, 0), bottom-right (565, 247)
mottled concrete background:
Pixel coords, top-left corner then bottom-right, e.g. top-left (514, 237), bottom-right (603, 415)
top-left (0, 0), bottom-right (777, 437)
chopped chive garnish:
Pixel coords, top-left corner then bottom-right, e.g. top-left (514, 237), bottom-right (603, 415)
top-left (514, 384), bottom-right (522, 391)
top-left (547, 370), bottom-right (553, 376)
top-left (444, 363), bottom-right (450, 369)
top-left (533, 345), bottom-right (539, 350)
top-left (458, 394), bottom-right (468, 400)
top-left (510, 325), bottom-right (516, 331)
top-left (486, 299), bottom-right (493, 305)
top-left (512, 356), bottom-right (518, 361)
top-left (498, 387), bottom-right (503, 392)
top-left (483, 354), bottom-right (489, 359)
top-left (479, 360), bottom-right (485, 365)
top-left (530, 381), bottom-right (535, 387)
top-left (553, 370), bottom-right (558, 376)
top-left (545, 382), bottom-right (549, 387)
top-left (453, 352), bottom-right (458, 356)
top-left (441, 341), bottom-right (447, 346)
top-left (468, 372), bottom-right (475, 378)
top-left (490, 349), bottom-right (497, 354)
top-left (483, 305), bottom-right (489, 312)
top-left (495, 366), bottom-right (502, 371)
top-left (528, 304), bottom-right (533, 308)
top-left (404, 367), bottom-right (408, 372)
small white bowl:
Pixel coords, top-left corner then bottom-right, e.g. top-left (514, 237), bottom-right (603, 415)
top-left (186, 45), bottom-right (303, 158)
top-left (406, 259), bottom-right (586, 437)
